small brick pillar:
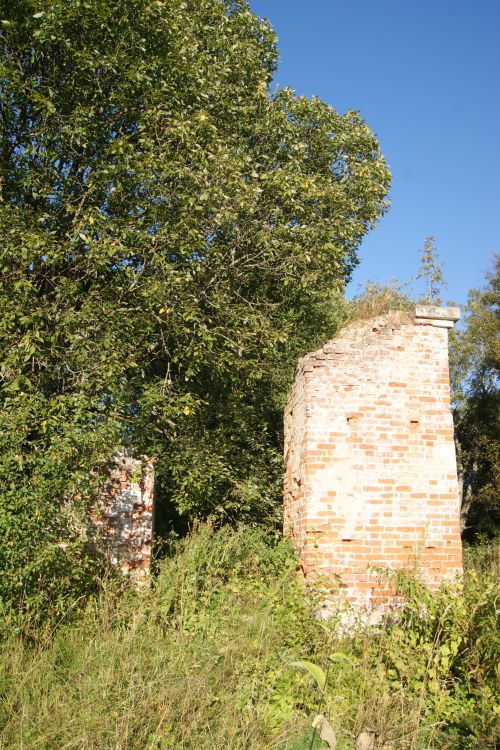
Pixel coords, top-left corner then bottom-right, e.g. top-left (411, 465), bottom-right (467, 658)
top-left (92, 453), bottom-right (155, 582)
top-left (284, 306), bottom-right (463, 612)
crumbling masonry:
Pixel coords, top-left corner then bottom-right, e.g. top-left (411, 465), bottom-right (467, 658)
top-left (94, 307), bottom-right (463, 600)
top-left (284, 306), bottom-right (463, 611)
top-left (92, 453), bottom-right (155, 582)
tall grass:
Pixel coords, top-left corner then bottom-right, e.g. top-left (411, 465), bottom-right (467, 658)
top-left (0, 526), bottom-right (498, 750)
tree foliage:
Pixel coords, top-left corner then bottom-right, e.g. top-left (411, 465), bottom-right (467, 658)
top-left (450, 255), bottom-right (500, 539)
top-left (0, 0), bottom-right (390, 623)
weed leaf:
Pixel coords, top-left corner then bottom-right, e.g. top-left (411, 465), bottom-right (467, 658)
top-left (290, 660), bottom-right (326, 691)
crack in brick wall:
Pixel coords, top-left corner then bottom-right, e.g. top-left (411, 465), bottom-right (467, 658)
top-left (284, 306), bottom-right (463, 613)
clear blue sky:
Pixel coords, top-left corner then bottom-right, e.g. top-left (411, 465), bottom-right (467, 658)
top-left (250, 0), bottom-right (500, 304)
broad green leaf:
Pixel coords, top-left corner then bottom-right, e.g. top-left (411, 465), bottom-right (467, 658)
top-left (291, 660), bottom-right (326, 691)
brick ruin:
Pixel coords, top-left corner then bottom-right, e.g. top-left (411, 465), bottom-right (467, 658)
top-left (284, 305), bottom-right (463, 613)
top-left (92, 453), bottom-right (155, 582)
top-left (94, 307), bottom-right (463, 601)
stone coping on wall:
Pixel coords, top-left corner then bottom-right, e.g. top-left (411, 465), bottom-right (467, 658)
top-left (414, 305), bottom-right (460, 328)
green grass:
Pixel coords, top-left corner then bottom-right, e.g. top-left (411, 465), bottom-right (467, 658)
top-left (0, 526), bottom-right (498, 750)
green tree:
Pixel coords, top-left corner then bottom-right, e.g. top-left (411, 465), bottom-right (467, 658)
top-left (0, 0), bottom-right (390, 625)
top-left (450, 255), bottom-right (500, 540)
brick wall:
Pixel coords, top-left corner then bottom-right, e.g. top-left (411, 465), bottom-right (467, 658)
top-left (91, 453), bottom-right (154, 582)
top-left (284, 306), bottom-right (463, 612)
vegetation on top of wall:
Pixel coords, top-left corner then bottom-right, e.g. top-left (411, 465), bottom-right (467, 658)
top-left (345, 236), bottom-right (447, 324)
top-left (346, 281), bottom-right (414, 322)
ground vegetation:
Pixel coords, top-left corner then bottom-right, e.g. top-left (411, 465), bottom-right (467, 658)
top-left (0, 525), bottom-right (497, 750)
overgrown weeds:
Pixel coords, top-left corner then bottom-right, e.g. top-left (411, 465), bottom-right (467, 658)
top-left (0, 527), bottom-right (498, 750)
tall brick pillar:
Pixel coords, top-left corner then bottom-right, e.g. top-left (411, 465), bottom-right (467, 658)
top-left (284, 306), bottom-right (463, 612)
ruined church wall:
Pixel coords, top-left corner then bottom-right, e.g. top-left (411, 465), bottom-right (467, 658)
top-left (284, 308), bottom-right (463, 610)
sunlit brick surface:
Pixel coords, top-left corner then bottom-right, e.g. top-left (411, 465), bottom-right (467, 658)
top-left (284, 307), bottom-right (463, 611)
top-left (92, 453), bottom-right (154, 582)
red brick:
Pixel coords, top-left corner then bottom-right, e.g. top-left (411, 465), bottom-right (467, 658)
top-left (284, 307), bottom-right (463, 612)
